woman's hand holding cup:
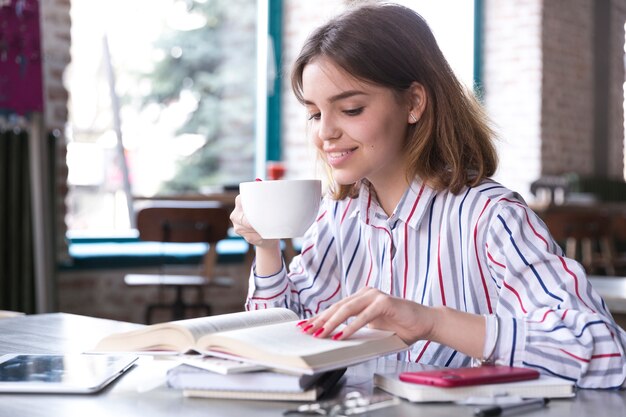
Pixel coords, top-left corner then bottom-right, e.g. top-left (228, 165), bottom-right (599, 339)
top-left (230, 194), bottom-right (277, 249)
top-left (232, 179), bottom-right (322, 276)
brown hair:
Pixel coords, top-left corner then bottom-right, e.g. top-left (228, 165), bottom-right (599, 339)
top-left (291, 3), bottom-right (498, 199)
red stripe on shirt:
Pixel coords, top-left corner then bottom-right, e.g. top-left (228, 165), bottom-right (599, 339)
top-left (437, 237), bottom-right (447, 305)
top-left (498, 198), bottom-right (550, 249)
top-left (403, 221), bottom-right (409, 298)
top-left (365, 238), bottom-right (373, 287)
top-left (474, 199), bottom-right (493, 313)
top-left (403, 184), bottom-right (425, 298)
top-left (340, 198), bottom-right (352, 224)
top-left (527, 309), bottom-right (555, 323)
top-left (315, 281), bottom-right (342, 314)
top-left (372, 224), bottom-right (394, 294)
top-left (415, 340), bottom-right (431, 362)
top-left (487, 251), bottom-right (506, 269)
top-left (558, 256), bottom-right (594, 313)
top-left (559, 348), bottom-right (622, 363)
top-left (301, 244), bottom-right (314, 256)
top-left (502, 280), bottom-right (528, 314)
top-left (250, 282), bottom-right (289, 300)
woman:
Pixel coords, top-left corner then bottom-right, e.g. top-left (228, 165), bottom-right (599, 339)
top-left (230, 3), bottom-right (626, 388)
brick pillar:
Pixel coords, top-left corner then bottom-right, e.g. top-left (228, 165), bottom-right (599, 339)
top-left (281, 0), bottom-right (349, 181)
top-left (484, 0), bottom-right (625, 200)
top-left (39, 0), bottom-right (71, 264)
top-left (483, 0), bottom-right (544, 200)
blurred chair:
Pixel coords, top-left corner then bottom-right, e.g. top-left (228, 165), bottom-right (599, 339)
top-left (610, 211), bottom-right (626, 274)
top-left (539, 206), bottom-right (616, 275)
top-left (124, 201), bottom-right (233, 323)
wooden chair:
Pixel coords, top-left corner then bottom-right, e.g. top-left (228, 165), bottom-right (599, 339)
top-left (610, 211), bottom-right (626, 274)
top-left (539, 206), bottom-right (616, 275)
top-left (124, 201), bottom-right (234, 323)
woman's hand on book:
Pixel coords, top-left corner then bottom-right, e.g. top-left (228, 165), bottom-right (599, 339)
top-left (298, 287), bottom-right (487, 359)
top-left (298, 287), bottom-right (436, 344)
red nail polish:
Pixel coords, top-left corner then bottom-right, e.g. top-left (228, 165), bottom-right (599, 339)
top-left (255, 178), bottom-right (263, 181)
top-left (332, 331), bottom-right (343, 340)
top-left (302, 324), bottom-right (314, 332)
top-left (296, 320), bottom-right (308, 327)
top-left (313, 328), bottom-right (324, 337)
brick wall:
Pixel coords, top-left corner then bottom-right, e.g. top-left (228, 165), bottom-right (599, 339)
top-left (280, 0), bottom-right (349, 181)
top-left (485, 0), bottom-right (625, 199)
top-left (608, 0), bottom-right (626, 178)
top-left (483, 0), bottom-right (544, 199)
top-left (39, 0), bottom-right (70, 263)
top-left (541, 0), bottom-right (594, 176)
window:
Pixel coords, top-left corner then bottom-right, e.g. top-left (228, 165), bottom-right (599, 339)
top-left (65, 0), bottom-right (476, 235)
top-left (66, 0), bottom-right (259, 233)
top-left (393, 0), bottom-right (475, 88)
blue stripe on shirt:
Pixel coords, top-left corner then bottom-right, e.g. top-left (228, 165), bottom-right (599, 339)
top-left (510, 318), bottom-right (517, 366)
top-left (458, 187), bottom-right (471, 311)
top-left (297, 237), bottom-right (335, 295)
top-left (498, 214), bottom-right (564, 303)
top-left (421, 196), bottom-right (436, 304)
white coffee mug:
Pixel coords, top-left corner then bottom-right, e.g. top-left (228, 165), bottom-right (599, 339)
top-left (239, 179), bottom-right (322, 239)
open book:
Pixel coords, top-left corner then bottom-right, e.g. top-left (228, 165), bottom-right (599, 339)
top-left (94, 308), bottom-right (408, 374)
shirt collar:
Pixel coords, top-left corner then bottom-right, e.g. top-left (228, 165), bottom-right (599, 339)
top-left (352, 178), bottom-right (436, 230)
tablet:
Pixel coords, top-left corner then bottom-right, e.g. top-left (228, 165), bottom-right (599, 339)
top-left (0, 353), bottom-right (138, 394)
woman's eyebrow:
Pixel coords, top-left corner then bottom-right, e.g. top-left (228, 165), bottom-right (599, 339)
top-left (303, 90), bottom-right (367, 106)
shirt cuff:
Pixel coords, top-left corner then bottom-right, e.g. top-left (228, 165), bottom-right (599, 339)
top-left (492, 316), bottom-right (526, 367)
top-left (247, 262), bottom-right (288, 300)
top-left (482, 314), bottom-right (499, 362)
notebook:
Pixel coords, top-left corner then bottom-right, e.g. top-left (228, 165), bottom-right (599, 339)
top-left (374, 371), bottom-right (576, 403)
top-left (167, 363), bottom-right (327, 391)
top-left (181, 367), bottom-right (346, 401)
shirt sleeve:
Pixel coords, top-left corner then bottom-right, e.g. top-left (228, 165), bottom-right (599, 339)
top-left (484, 200), bottom-right (626, 388)
top-left (245, 198), bottom-right (343, 318)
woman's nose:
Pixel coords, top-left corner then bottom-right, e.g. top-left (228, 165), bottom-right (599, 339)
top-left (318, 115), bottom-right (341, 141)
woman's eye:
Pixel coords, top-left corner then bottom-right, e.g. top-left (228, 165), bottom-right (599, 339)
top-left (307, 112), bottom-right (321, 121)
top-left (344, 107), bottom-right (364, 116)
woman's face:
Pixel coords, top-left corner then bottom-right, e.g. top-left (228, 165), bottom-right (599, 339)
top-left (301, 57), bottom-right (412, 189)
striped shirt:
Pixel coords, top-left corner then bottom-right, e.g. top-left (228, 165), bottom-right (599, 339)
top-left (246, 178), bottom-right (626, 388)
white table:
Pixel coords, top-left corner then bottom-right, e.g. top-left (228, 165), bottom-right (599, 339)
top-left (0, 313), bottom-right (624, 416)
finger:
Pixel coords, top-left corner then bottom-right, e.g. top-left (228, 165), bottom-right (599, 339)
top-left (300, 288), bottom-right (367, 332)
top-left (335, 301), bottom-right (383, 340)
top-left (313, 286), bottom-right (373, 322)
top-left (323, 289), bottom-right (393, 340)
top-left (307, 289), bottom-right (381, 338)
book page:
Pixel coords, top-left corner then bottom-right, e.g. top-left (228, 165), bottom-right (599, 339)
top-left (175, 308), bottom-right (298, 341)
top-left (93, 308), bottom-right (298, 353)
top-left (198, 321), bottom-right (395, 356)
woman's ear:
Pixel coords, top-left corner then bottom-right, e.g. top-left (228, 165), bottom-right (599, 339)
top-left (407, 82), bottom-right (427, 124)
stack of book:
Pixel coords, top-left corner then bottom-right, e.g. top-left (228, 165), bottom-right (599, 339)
top-left (93, 308), bottom-right (409, 400)
top-left (372, 362), bottom-right (576, 403)
top-left (166, 359), bottom-right (346, 401)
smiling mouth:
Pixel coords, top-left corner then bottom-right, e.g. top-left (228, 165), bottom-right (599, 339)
top-left (327, 148), bottom-right (356, 159)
